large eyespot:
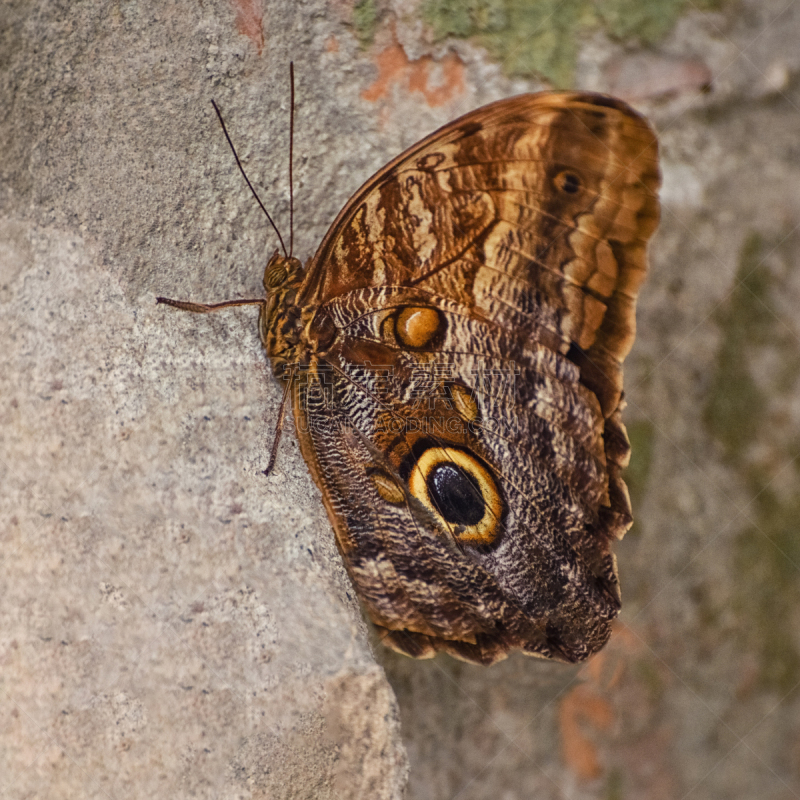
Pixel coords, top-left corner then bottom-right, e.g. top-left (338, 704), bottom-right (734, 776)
top-left (408, 446), bottom-right (503, 546)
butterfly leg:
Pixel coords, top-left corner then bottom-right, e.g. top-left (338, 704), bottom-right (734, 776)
top-left (156, 296), bottom-right (265, 313)
top-left (262, 377), bottom-right (292, 477)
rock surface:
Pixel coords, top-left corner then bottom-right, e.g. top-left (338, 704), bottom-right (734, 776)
top-left (2, 0), bottom-right (800, 798)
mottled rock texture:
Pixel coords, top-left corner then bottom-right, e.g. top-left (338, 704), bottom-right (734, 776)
top-left (2, 0), bottom-right (800, 798)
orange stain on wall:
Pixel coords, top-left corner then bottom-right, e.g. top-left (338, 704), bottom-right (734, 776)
top-left (558, 623), bottom-right (642, 781)
top-left (362, 42), bottom-right (465, 107)
top-left (559, 684), bottom-right (614, 781)
top-left (229, 0), bottom-right (264, 54)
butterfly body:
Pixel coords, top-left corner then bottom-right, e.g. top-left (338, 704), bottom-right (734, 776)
top-left (172, 90), bottom-right (659, 666)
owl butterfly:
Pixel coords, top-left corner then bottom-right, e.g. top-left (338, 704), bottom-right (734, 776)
top-left (160, 89), bottom-right (660, 665)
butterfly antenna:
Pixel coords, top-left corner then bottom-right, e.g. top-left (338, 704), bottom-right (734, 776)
top-left (289, 62), bottom-right (295, 258)
top-left (211, 100), bottom-right (288, 259)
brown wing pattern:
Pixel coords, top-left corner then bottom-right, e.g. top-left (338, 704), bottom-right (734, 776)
top-left (302, 91), bottom-right (659, 409)
top-left (290, 92), bottom-right (659, 664)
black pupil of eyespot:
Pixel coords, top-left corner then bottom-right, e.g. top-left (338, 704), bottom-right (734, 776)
top-left (427, 463), bottom-right (485, 526)
top-left (561, 173), bottom-right (580, 193)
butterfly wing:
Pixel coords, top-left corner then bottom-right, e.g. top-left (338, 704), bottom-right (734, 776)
top-left (290, 92), bottom-right (659, 664)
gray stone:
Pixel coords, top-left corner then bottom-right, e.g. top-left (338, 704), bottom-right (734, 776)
top-left (3, 0), bottom-right (800, 798)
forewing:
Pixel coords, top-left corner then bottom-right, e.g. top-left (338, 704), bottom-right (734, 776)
top-left (301, 91), bottom-right (659, 415)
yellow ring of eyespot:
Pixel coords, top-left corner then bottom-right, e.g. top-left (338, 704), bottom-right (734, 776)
top-left (408, 447), bottom-right (503, 546)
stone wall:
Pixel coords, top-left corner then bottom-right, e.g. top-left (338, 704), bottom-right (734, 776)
top-left (2, 1), bottom-right (799, 798)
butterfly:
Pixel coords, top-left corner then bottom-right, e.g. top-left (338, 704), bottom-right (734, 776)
top-left (159, 89), bottom-right (660, 665)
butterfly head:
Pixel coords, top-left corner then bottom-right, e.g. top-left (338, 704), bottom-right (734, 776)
top-left (263, 250), bottom-right (303, 292)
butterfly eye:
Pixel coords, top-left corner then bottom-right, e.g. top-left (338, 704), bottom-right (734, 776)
top-left (408, 446), bottom-right (503, 546)
top-left (554, 170), bottom-right (581, 194)
top-left (265, 263), bottom-right (288, 288)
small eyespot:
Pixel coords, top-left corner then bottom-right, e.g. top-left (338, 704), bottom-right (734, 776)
top-left (382, 306), bottom-right (444, 349)
top-left (449, 384), bottom-right (479, 423)
top-left (554, 171), bottom-right (581, 195)
top-left (416, 152), bottom-right (446, 171)
top-left (370, 470), bottom-right (405, 505)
